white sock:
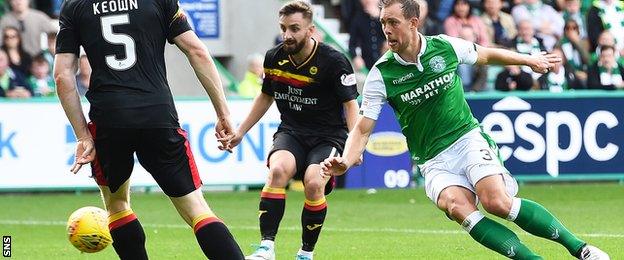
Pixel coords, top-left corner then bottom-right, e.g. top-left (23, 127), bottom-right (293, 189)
top-left (260, 240), bottom-right (274, 249)
top-left (461, 211), bottom-right (485, 233)
top-left (506, 197), bottom-right (522, 221)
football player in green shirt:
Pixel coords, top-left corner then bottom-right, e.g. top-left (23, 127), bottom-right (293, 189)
top-left (320, 0), bottom-right (610, 259)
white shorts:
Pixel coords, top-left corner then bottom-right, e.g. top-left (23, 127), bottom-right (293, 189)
top-left (420, 129), bottom-right (518, 205)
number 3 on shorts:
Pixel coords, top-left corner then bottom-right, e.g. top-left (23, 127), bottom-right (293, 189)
top-left (480, 149), bottom-right (493, 161)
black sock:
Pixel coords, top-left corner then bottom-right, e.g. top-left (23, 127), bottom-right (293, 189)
top-left (259, 187), bottom-right (286, 241)
top-left (109, 212), bottom-right (148, 260)
top-left (301, 198), bottom-right (327, 252)
top-left (194, 218), bottom-right (244, 260)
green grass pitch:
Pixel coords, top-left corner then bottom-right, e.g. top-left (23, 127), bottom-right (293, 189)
top-left (1, 183), bottom-right (622, 259)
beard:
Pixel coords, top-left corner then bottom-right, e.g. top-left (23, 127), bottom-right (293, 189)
top-left (282, 38), bottom-right (307, 54)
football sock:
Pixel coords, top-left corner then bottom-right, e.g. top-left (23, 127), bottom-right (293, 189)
top-left (259, 186), bottom-right (286, 241)
top-left (193, 213), bottom-right (244, 259)
top-left (509, 198), bottom-right (585, 256)
top-left (301, 197), bottom-right (327, 252)
top-left (464, 211), bottom-right (541, 259)
top-left (108, 209), bottom-right (148, 260)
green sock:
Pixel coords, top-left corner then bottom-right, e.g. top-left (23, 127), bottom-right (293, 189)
top-left (464, 211), bottom-right (542, 259)
top-left (509, 198), bottom-right (585, 256)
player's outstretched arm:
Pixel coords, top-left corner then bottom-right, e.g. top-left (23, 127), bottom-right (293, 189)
top-left (173, 31), bottom-right (230, 118)
top-left (343, 99), bottom-right (363, 164)
top-left (343, 99), bottom-right (359, 132)
top-left (223, 92), bottom-right (275, 150)
top-left (173, 31), bottom-right (234, 148)
top-left (475, 45), bottom-right (561, 74)
top-left (320, 116), bottom-right (376, 176)
top-left (55, 53), bottom-right (94, 174)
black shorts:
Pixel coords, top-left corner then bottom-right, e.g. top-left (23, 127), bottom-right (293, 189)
top-left (88, 122), bottom-right (201, 197)
top-left (268, 131), bottom-right (344, 180)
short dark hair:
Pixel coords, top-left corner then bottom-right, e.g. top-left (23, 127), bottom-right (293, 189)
top-left (279, 1), bottom-right (313, 22)
top-left (599, 45), bottom-right (616, 54)
top-left (32, 53), bottom-right (48, 65)
top-left (452, 0), bottom-right (474, 18)
top-left (564, 19), bottom-right (580, 32)
top-left (380, 0), bottom-right (420, 19)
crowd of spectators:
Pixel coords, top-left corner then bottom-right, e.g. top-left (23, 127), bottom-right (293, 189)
top-left (333, 0), bottom-right (624, 92)
top-left (2, 0), bottom-right (622, 99)
top-left (0, 0), bottom-right (89, 99)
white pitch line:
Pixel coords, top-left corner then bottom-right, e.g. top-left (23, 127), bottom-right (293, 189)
top-left (1, 219), bottom-right (623, 238)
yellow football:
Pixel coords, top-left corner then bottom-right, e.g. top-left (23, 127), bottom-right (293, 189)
top-left (67, 206), bottom-right (112, 253)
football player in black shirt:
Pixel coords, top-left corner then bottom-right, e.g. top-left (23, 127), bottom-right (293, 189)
top-left (55, 0), bottom-right (243, 259)
top-left (218, 1), bottom-right (359, 259)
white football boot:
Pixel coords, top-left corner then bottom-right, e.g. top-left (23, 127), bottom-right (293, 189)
top-left (295, 248), bottom-right (313, 260)
top-left (245, 240), bottom-right (275, 260)
top-left (578, 245), bottom-right (610, 260)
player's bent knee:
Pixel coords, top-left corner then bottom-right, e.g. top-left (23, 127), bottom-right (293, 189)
top-left (303, 181), bottom-right (325, 200)
top-left (445, 198), bottom-right (472, 220)
top-left (480, 196), bottom-right (512, 217)
top-left (303, 177), bottom-right (324, 192)
top-left (269, 164), bottom-right (293, 182)
top-left (438, 191), bottom-right (475, 221)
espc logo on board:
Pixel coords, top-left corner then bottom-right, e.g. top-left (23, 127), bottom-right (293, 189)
top-left (481, 96), bottom-right (619, 177)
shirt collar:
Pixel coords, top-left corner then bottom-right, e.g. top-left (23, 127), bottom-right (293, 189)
top-left (392, 33), bottom-right (427, 71)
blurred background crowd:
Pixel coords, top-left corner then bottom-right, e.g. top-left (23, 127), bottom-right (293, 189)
top-left (0, 0), bottom-right (90, 99)
top-left (334, 0), bottom-right (624, 94)
top-left (0, 0), bottom-right (622, 100)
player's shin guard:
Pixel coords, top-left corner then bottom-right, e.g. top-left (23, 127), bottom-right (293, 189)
top-left (301, 197), bottom-right (327, 252)
top-left (464, 211), bottom-right (541, 259)
top-left (508, 198), bottom-right (585, 256)
top-left (193, 213), bottom-right (244, 259)
top-left (259, 186), bottom-right (286, 241)
top-left (108, 209), bottom-right (148, 260)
